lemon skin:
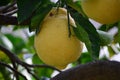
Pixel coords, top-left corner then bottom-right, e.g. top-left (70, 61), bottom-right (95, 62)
top-left (81, 0), bottom-right (120, 24)
top-left (34, 8), bottom-right (83, 69)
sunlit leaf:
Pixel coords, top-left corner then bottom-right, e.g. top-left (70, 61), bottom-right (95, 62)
top-left (0, 35), bottom-right (7, 47)
top-left (108, 46), bottom-right (116, 57)
top-left (4, 34), bottom-right (26, 54)
top-left (25, 35), bottom-right (35, 53)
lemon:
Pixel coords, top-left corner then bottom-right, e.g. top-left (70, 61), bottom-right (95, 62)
top-left (34, 8), bottom-right (83, 69)
top-left (81, 0), bottom-right (120, 24)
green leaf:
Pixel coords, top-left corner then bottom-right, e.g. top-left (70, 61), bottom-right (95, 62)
top-left (98, 24), bottom-right (108, 31)
top-left (71, 12), bottom-right (100, 58)
top-left (32, 54), bottom-right (44, 64)
top-left (32, 54), bottom-right (53, 78)
top-left (30, 4), bottom-right (53, 33)
top-left (66, 0), bottom-right (86, 17)
top-left (0, 34), bottom-right (7, 47)
top-left (17, 0), bottom-right (41, 23)
top-left (26, 35), bottom-right (35, 53)
top-left (0, 66), bottom-right (11, 80)
top-left (73, 24), bottom-right (89, 42)
top-left (72, 24), bottom-right (92, 58)
top-left (78, 52), bottom-right (92, 64)
top-left (97, 30), bottom-right (113, 46)
top-left (99, 23), bottom-right (118, 31)
top-left (108, 46), bottom-right (116, 57)
top-left (114, 22), bottom-right (120, 44)
top-left (4, 34), bottom-right (26, 54)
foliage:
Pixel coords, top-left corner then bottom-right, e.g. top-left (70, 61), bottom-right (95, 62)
top-left (0, 0), bottom-right (120, 80)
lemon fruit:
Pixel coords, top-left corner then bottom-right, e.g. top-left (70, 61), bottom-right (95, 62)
top-left (81, 0), bottom-right (120, 24)
top-left (34, 8), bottom-right (83, 69)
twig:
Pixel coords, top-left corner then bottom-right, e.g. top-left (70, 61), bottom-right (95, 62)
top-left (4, 9), bottom-right (18, 16)
top-left (0, 45), bottom-right (20, 80)
top-left (0, 15), bottom-right (30, 25)
top-left (0, 45), bottom-right (61, 72)
top-left (0, 45), bottom-right (61, 80)
top-left (21, 63), bottom-right (61, 72)
top-left (0, 1), bottom-right (16, 13)
top-left (0, 61), bottom-right (27, 80)
top-left (4, 5), bottom-right (17, 13)
top-left (0, 15), bottom-right (18, 25)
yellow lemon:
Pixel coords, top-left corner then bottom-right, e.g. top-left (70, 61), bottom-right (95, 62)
top-left (81, 0), bottom-right (120, 24)
top-left (34, 8), bottom-right (83, 69)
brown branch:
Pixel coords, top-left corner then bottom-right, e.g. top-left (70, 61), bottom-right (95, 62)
top-left (0, 45), bottom-right (61, 80)
top-left (0, 45), bottom-right (21, 80)
top-left (22, 63), bottom-right (61, 72)
top-left (51, 60), bottom-right (120, 80)
top-left (0, 15), bottom-right (18, 25)
top-left (0, 15), bottom-right (29, 25)
top-left (0, 45), bottom-right (61, 72)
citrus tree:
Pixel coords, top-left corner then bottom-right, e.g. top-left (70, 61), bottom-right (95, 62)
top-left (0, 0), bottom-right (120, 80)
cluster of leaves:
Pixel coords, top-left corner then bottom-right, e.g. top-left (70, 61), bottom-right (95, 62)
top-left (0, 0), bottom-right (55, 80)
top-left (0, 0), bottom-right (120, 80)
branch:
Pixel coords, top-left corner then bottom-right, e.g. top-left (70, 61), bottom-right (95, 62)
top-left (0, 45), bottom-right (61, 80)
top-left (0, 1), bottom-right (29, 25)
top-left (4, 9), bottom-right (18, 16)
top-left (0, 15), bottom-right (29, 25)
top-left (0, 45), bottom-right (61, 72)
top-left (0, 61), bottom-right (27, 80)
top-left (0, 1), bottom-right (16, 13)
top-left (0, 15), bottom-right (18, 25)
top-left (51, 60), bottom-right (120, 80)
